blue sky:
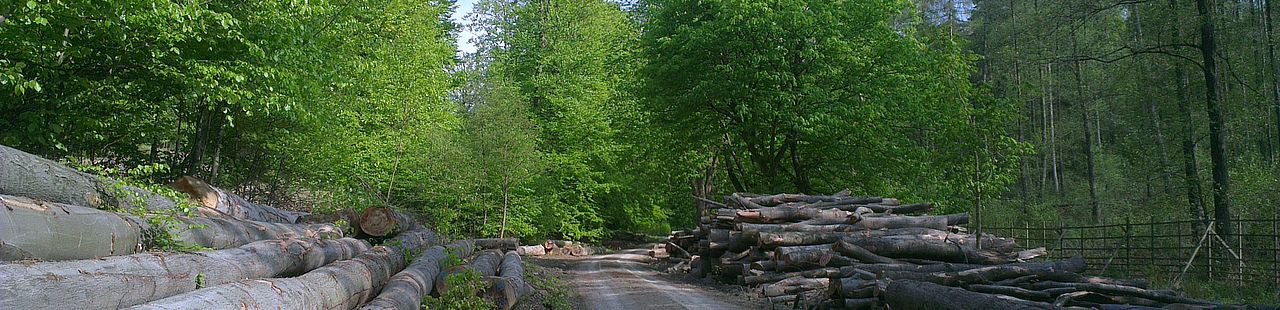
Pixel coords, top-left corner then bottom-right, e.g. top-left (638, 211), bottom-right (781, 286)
top-left (452, 0), bottom-right (479, 56)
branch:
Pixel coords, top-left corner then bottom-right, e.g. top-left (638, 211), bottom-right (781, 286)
top-left (1038, 44), bottom-right (1203, 71)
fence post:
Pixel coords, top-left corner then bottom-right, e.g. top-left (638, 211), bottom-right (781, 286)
top-left (1149, 216), bottom-right (1156, 273)
top-left (1125, 217), bottom-right (1132, 278)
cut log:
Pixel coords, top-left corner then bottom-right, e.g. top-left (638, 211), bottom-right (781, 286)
top-left (434, 250), bottom-right (503, 295)
top-left (708, 229), bottom-right (749, 251)
top-left (0, 144), bottom-right (177, 212)
top-left (841, 256), bottom-right (1085, 275)
top-left (836, 298), bottom-right (881, 310)
top-left (664, 240), bottom-right (691, 258)
top-left (966, 284), bottom-right (1053, 301)
top-left (742, 268), bottom-right (841, 285)
top-left (735, 207), bottom-right (851, 223)
top-left (1, 194), bottom-right (342, 261)
top-left (170, 176), bottom-right (307, 223)
top-left (760, 277), bottom-right (828, 297)
top-left (359, 240), bottom-right (475, 310)
top-left (727, 193), bottom-right (766, 209)
top-left (517, 245), bottom-right (546, 256)
top-left (747, 193), bottom-right (861, 207)
top-left (474, 237), bottom-right (519, 250)
top-left (127, 229), bottom-right (439, 310)
top-left (878, 256), bottom-right (1088, 287)
top-left (0, 237), bottom-right (369, 309)
top-left (850, 213), bottom-right (969, 230)
top-left (754, 227), bottom-right (951, 245)
top-left (358, 206), bottom-right (422, 237)
top-left (883, 279), bottom-right (1055, 310)
top-left (485, 251), bottom-right (532, 310)
top-left (832, 240), bottom-right (903, 264)
top-left (840, 235), bottom-right (1023, 264)
top-left (829, 277), bottom-right (877, 298)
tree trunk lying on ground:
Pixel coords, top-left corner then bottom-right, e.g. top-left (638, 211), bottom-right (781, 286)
top-left (0, 194), bottom-right (341, 261)
top-left (0, 237), bottom-right (369, 309)
top-left (127, 229), bottom-right (438, 310)
top-left (755, 228), bottom-right (1012, 250)
top-left (485, 251), bottom-right (532, 310)
top-left (761, 277), bottom-right (829, 297)
top-left (170, 176), bottom-right (307, 223)
top-left (883, 279), bottom-right (1055, 310)
top-left (473, 238), bottom-right (519, 250)
top-left (360, 240), bottom-right (475, 310)
top-left (356, 206), bottom-right (422, 237)
top-left (434, 250), bottom-right (503, 295)
top-left (740, 213), bottom-right (969, 232)
top-left (876, 256), bottom-right (1091, 287)
top-left (0, 144), bottom-right (177, 212)
top-left (516, 245), bottom-right (546, 256)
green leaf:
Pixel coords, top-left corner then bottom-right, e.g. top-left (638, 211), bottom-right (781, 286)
top-left (26, 0), bottom-right (36, 9)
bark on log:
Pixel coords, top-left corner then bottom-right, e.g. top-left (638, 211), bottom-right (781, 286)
top-left (761, 277), bottom-right (828, 297)
top-left (127, 229), bottom-right (438, 310)
top-left (832, 240), bottom-right (903, 264)
top-left (747, 193), bottom-right (868, 207)
top-left (708, 229), bottom-right (749, 251)
top-left (0, 144), bottom-right (177, 212)
top-left (840, 235), bottom-right (1023, 264)
top-left (517, 245), bottom-right (546, 256)
top-left (170, 176), bottom-right (307, 223)
top-left (836, 297), bottom-right (881, 310)
top-left (359, 240), bottom-right (475, 310)
top-left (126, 229), bottom-right (435, 309)
top-left (0, 237), bottom-right (369, 309)
top-left (434, 250), bottom-right (503, 295)
top-left (735, 207), bottom-right (851, 223)
top-left (840, 256), bottom-right (1085, 275)
top-left (358, 207), bottom-right (422, 237)
top-left (665, 240), bottom-right (690, 258)
top-left (1, 194), bottom-right (341, 261)
top-left (883, 279), bottom-right (1055, 310)
top-left (485, 251), bottom-right (532, 310)
top-left (850, 213), bottom-right (969, 230)
top-left (755, 228), bottom-right (1007, 249)
top-left (878, 256), bottom-right (1088, 287)
top-left (966, 284), bottom-right (1053, 301)
top-left (829, 277), bottom-right (877, 298)
top-left (742, 267), bottom-right (841, 285)
top-left (474, 238), bottom-right (519, 250)
top-left (821, 203), bottom-right (934, 214)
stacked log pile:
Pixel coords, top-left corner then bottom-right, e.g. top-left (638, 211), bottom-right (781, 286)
top-left (0, 144), bottom-right (532, 309)
top-left (665, 192), bottom-right (1252, 309)
top-left (514, 239), bottom-right (601, 257)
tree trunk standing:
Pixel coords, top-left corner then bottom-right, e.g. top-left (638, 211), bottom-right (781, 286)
top-left (1195, 0), bottom-right (1234, 238)
top-left (1176, 66), bottom-right (1210, 227)
top-left (1132, 4), bottom-right (1175, 195)
top-left (1048, 64), bottom-right (1063, 196)
top-left (1268, 0), bottom-right (1280, 157)
top-left (501, 183), bottom-right (509, 238)
top-left (1074, 48), bottom-right (1100, 223)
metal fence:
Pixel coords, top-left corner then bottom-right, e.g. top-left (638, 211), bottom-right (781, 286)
top-left (976, 217), bottom-right (1280, 289)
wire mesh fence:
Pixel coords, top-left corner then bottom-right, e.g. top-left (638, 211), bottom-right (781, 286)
top-left (975, 216), bottom-right (1280, 290)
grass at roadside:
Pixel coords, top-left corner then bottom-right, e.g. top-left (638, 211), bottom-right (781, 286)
top-left (518, 262), bottom-right (577, 310)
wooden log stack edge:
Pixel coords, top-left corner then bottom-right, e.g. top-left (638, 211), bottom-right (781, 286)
top-left (662, 191), bottom-right (1258, 309)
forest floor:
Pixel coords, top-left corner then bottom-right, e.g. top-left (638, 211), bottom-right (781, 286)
top-left (524, 247), bottom-right (766, 310)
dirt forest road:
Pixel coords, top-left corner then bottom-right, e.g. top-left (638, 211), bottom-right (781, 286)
top-left (555, 248), bottom-right (764, 310)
